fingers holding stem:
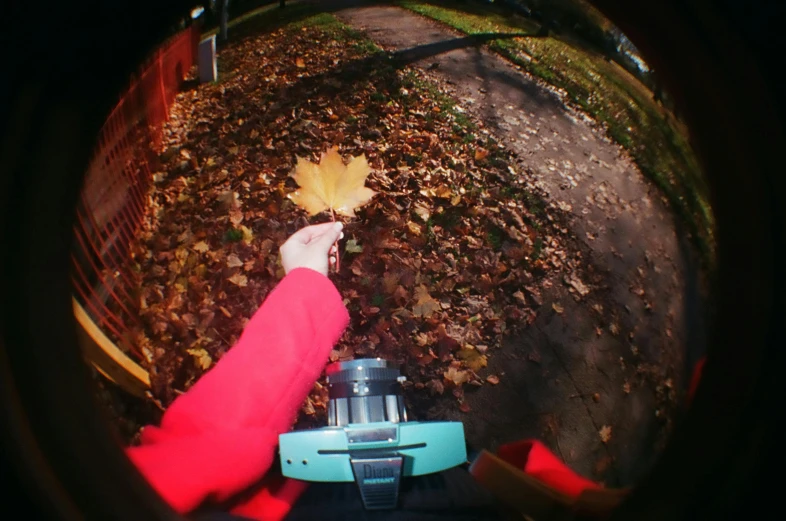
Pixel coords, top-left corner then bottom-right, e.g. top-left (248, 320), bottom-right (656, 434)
top-left (330, 231), bottom-right (344, 272)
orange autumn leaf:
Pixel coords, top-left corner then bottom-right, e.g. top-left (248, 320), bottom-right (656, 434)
top-left (412, 285), bottom-right (440, 318)
top-left (288, 147), bottom-right (376, 218)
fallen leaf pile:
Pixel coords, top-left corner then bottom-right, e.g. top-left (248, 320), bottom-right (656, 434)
top-left (120, 17), bottom-right (577, 420)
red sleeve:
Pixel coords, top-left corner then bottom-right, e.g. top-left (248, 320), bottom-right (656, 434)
top-left (497, 440), bottom-right (601, 498)
top-left (126, 268), bottom-right (349, 513)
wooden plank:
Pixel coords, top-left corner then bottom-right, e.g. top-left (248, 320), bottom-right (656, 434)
top-left (72, 298), bottom-right (150, 397)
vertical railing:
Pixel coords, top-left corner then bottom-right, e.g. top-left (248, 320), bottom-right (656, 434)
top-left (72, 26), bottom-right (200, 371)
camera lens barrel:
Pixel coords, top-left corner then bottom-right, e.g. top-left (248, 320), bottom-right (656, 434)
top-left (326, 358), bottom-right (408, 426)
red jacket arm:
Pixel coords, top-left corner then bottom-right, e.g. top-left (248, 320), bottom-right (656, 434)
top-left (497, 440), bottom-right (600, 498)
top-left (126, 268), bottom-right (349, 513)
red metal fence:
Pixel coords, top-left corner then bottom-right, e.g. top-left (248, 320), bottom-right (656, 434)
top-left (72, 26), bottom-right (200, 359)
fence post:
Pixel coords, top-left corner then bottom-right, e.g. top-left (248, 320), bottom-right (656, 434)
top-left (157, 52), bottom-right (169, 121)
top-left (73, 298), bottom-right (150, 398)
top-left (199, 35), bottom-right (218, 83)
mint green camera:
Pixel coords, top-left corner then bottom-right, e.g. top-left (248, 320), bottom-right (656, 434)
top-left (279, 359), bottom-right (467, 510)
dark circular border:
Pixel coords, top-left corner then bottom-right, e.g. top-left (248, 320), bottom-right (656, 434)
top-left (2, 1), bottom-right (784, 520)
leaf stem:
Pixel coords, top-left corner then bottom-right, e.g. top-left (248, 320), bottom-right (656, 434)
top-left (330, 208), bottom-right (340, 272)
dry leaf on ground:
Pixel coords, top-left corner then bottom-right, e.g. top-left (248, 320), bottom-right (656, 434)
top-left (599, 425), bottom-right (612, 443)
top-left (444, 366), bottom-right (470, 386)
top-left (228, 273), bottom-right (248, 287)
top-left (186, 348), bottom-right (213, 370)
top-left (226, 254), bottom-right (244, 268)
top-left (457, 347), bottom-right (488, 372)
top-left (426, 379), bottom-right (445, 395)
top-left (567, 274), bottom-right (590, 296)
top-left (345, 239), bottom-right (363, 253)
top-left (413, 285), bottom-right (440, 318)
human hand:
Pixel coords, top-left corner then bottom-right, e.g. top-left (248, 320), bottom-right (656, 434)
top-left (280, 222), bottom-right (344, 277)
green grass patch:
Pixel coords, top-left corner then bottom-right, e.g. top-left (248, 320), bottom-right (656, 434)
top-left (531, 237), bottom-right (544, 261)
top-left (291, 12), bottom-right (347, 33)
top-left (432, 208), bottom-right (461, 230)
top-left (521, 191), bottom-right (545, 217)
top-left (401, 69), bottom-right (477, 133)
top-left (223, 228), bottom-right (244, 243)
top-left (486, 226), bottom-right (504, 250)
top-left (398, 0), bottom-right (714, 267)
top-left (371, 293), bottom-right (386, 307)
top-left (352, 39), bottom-right (383, 54)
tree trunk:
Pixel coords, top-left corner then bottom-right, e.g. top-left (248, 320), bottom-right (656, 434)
top-left (280, 0), bottom-right (286, 8)
top-left (219, 0), bottom-right (230, 42)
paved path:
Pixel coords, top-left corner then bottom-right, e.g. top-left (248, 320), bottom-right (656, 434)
top-left (336, 4), bottom-right (706, 486)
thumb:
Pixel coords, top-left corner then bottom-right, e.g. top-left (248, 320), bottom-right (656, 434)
top-left (311, 222), bottom-right (343, 253)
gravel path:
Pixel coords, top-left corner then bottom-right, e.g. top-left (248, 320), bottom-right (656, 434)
top-left (336, 3), bottom-right (706, 486)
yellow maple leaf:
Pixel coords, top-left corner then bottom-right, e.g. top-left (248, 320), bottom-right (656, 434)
top-left (288, 147), bottom-right (376, 218)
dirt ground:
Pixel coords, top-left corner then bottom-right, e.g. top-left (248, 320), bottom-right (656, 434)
top-left (335, 4), bottom-right (708, 486)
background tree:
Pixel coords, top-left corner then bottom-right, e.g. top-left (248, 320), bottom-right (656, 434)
top-left (219, 0), bottom-right (230, 42)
